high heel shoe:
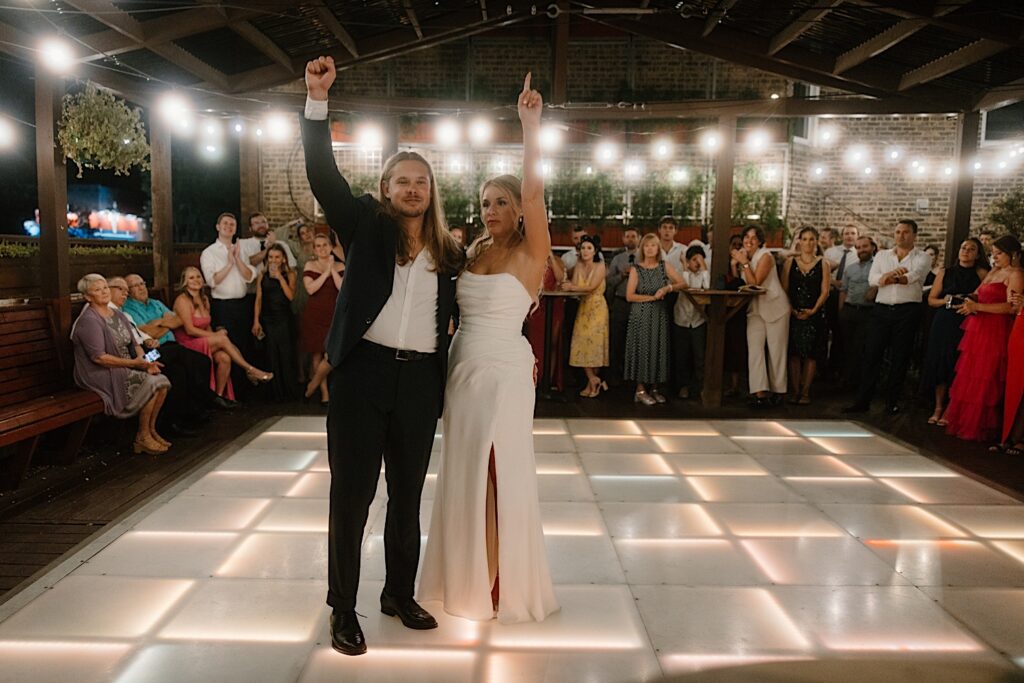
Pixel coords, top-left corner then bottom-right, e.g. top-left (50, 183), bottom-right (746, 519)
top-left (590, 381), bottom-right (608, 398)
top-left (634, 389), bottom-right (657, 406)
top-left (246, 367), bottom-right (274, 385)
top-left (133, 436), bottom-right (168, 455)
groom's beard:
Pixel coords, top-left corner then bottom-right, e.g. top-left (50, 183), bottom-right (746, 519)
top-left (393, 205), bottom-right (427, 219)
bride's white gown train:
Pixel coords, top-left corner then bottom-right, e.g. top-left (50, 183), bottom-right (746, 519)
top-left (419, 271), bottom-right (559, 624)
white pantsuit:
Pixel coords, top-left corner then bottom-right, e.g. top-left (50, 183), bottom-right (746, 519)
top-left (746, 248), bottom-right (791, 394)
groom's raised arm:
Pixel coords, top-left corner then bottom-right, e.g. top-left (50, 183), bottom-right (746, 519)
top-left (302, 56), bottom-right (363, 252)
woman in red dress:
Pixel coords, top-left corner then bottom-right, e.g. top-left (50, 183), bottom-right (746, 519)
top-left (1002, 287), bottom-right (1024, 454)
top-left (943, 236), bottom-right (1023, 442)
top-left (301, 234), bottom-right (344, 405)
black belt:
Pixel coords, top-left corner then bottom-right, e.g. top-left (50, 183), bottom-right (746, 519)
top-left (361, 340), bottom-right (437, 362)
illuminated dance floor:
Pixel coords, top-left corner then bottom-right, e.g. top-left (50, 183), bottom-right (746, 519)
top-left (2, 417), bottom-right (1024, 681)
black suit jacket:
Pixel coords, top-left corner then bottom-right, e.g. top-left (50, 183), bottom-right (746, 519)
top-left (301, 116), bottom-right (459, 413)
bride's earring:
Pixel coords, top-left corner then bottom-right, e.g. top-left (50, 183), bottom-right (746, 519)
top-left (516, 215), bottom-right (525, 235)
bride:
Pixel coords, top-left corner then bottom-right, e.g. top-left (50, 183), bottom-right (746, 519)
top-left (418, 74), bottom-right (559, 623)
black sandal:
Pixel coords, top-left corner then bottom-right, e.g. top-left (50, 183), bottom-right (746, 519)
top-left (1006, 443), bottom-right (1024, 456)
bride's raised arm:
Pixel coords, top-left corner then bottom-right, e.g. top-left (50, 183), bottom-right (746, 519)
top-left (518, 73), bottom-right (552, 263)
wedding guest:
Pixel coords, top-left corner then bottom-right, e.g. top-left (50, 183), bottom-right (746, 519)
top-left (818, 227), bottom-right (836, 255)
top-left (605, 227), bottom-right (640, 384)
top-left (71, 274), bottom-right (171, 455)
top-left (1000, 287), bottom-right (1024, 454)
top-left (625, 233), bottom-right (685, 405)
top-left (782, 227), bottom-right (831, 405)
top-left (922, 245), bottom-right (941, 288)
top-left (173, 266), bottom-right (272, 407)
top-left (242, 212), bottom-right (297, 274)
top-left (672, 245), bottom-right (710, 400)
top-left (844, 219), bottom-right (933, 414)
top-left (253, 244), bottom-right (299, 401)
top-left (978, 228), bottom-right (995, 266)
top-left (200, 212), bottom-right (257, 394)
top-left (450, 226), bottom-right (465, 248)
top-left (824, 224), bottom-right (858, 379)
top-left (563, 235), bottom-right (608, 397)
top-left (943, 236), bottom-right (1023, 441)
top-left (837, 236), bottom-right (878, 389)
top-left (302, 234), bottom-right (344, 404)
top-left (560, 224), bottom-right (586, 273)
top-left (920, 238), bottom-right (988, 424)
top-left (658, 215), bottom-right (685, 265)
top-left (732, 225), bottom-right (790, 407)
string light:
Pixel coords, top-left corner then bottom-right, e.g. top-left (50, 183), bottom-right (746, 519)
top-left (468, 117), bottom-right (492, 146)
top-left (816, 125), bottom-right (837, 146)
top-left (843, 145), bottom-right (868, 167)
top-left (355, 122), bottom-right (384, 151)
top-left (624, 160), bottom-right (644, 179)
top-left (700, 131), bottom-right (720, 154)
top-left (746, 129), bottom-right (769, 152)
top-left (770, 93), bottom-right (780, 100)
top-left (595, 140), bottom-right (619, 165)
top-left (652, 137), bottom-right (672, 159)
top-left (886, 147), bottom-right (901, 162)
top-left (810, 165), bottom-right (826, 180)
top-left (264, 113), bottom-right (290, 141)
top-left (539, 124), bottom-right (564, 152)
top-left (157, 92), bottom-right (190, 126)
top-left (0, 117), bottom-right (14, 149)
top-left (435, 119), bottom-right (460, 147)
top-left (39, 37), bottom-right (74, 74)
top-left (670, 167), bottom-right (688, 183)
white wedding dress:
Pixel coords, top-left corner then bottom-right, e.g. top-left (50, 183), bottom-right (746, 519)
top-left (419, 271), bottom-right (559, 624)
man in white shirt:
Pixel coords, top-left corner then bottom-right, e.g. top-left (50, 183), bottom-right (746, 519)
top-left (658, 215), bottom-right (685, 267)
top-left (240, 212), bottom-right (297, 283)
top-left (560, 224), bottom-right (586, 273)
top-left (844, 219), bottom-right (932, 414)
top-left (824, 224), bottom-right (859, 378)
top-left (672, 245), bottom-right (711, 399)
top-left (200, 212), bottom-right (257, 395)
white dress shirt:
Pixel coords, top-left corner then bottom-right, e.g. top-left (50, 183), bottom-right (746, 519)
top-left (868, 246), bottom-right (933, 305)
top-left (673, 269), bottom-right (710, 328)
top-left (561, 249), bottom-right (578, 271)
top-left (200, 240), bottom-right (255, 300)
top-left (239, 237), bottom-right (297, 269)
top-left (662, 241), bottom-right (685, 269)
top-left (305, 97), bottom-right (328, 121)
top-left (363, 249), bottom-right (439, 353)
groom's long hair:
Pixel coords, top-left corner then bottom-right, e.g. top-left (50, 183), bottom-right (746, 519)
top-left (377, 150), bottom-right (463, 275)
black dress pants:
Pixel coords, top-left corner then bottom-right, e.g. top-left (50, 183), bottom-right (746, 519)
top-left (325, 340), bottom-right (441, 611)
top-left (608, 296), bottom-right (630, 382)
top-left (154, 341), bottom-right (213, 427)
top-left (210, 296), bottom-right (255, 398)
top-left (855, 302), bottom-right (922, 407)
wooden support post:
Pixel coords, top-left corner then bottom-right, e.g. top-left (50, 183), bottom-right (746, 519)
top-left (382, 117), bottom-right (400, 162)
top-left (552, 0), bottom-right (569, 104)
top-left (703, 116), bottom-right (737, 408)
top-left (943, 111), bottom-right (980, 267)
top-left (239, 131), bottom-right (261, 232)
top-left (150, 117), bottom-right (173, 289)
top-left (35, 68), bottom-right (70, 340)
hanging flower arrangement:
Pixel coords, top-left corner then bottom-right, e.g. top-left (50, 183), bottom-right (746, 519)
top-left (58, 83), bottom-right (150, 178)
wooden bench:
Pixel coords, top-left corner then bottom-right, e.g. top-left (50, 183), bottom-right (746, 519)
top-left (0, 301), bottom-right (104, 490)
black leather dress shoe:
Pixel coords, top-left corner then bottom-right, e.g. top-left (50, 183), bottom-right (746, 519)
top-left (168, 423), bottom-right (200, 437)
top-left (841, 403), bottom-right (869, 414)
top-left (330, 610), bottom-right (367, 656)
top-left (212, 395), bottom-right (240, 410)
top-left (380, 592), bottom-right (438, 630)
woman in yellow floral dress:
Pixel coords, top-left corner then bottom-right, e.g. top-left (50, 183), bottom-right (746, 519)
top-left (563, 235), bottom-right (609, 397)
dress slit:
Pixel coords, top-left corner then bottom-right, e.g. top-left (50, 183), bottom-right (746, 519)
top-left (486, 446), bottom-right (499, 609)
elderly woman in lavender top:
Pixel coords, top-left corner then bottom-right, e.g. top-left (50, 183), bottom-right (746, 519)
top-left (71, 273), bottom-right (172, 455)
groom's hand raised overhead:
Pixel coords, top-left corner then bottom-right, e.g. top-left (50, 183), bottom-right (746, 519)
top-left (305, 56), bottom-right (336, 102)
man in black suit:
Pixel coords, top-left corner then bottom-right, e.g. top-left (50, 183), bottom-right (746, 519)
top-left (303, 56), bottom-right (463, 656)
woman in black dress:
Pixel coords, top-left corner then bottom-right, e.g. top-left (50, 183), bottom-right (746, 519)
top-left (253, 244), bottom-right (299, 401)
top-left (920, 237), bottom-right (989, 424)
top-left (781, 226), bottom-right (831, 405)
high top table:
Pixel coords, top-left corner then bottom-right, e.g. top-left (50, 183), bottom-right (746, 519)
top-left (679, 288), bottom-right (764, 407)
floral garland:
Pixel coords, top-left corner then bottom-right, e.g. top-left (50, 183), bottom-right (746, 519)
top-left (58, 83), bottom-right (150, 178)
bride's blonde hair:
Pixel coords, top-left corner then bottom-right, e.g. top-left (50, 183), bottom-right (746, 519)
top-left (466, 174), bottom-right (524, 265)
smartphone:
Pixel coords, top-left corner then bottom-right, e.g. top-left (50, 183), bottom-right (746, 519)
top-left (144, 348), bottom-right (161, 362)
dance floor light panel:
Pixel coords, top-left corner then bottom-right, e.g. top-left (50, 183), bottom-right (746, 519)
top-left (1, 418), bottom-right (1023, 682)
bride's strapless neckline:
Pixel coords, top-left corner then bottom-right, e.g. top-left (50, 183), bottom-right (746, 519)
top-left (462, 270), bottom-right (535, 305)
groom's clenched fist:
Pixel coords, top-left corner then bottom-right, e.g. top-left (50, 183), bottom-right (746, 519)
top-left (305, 56), bottom-right (336, 101)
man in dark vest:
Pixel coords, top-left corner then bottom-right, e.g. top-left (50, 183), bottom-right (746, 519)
top-left (302, 56), bottom-right (463, 656)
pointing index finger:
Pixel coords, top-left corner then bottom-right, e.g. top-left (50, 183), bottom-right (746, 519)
top-left (523, 72), bottom-right (532, 93)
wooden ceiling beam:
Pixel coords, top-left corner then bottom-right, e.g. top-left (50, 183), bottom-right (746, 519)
top-left (846, 0), bottom-right (1019, 45)
top-left (833, 18), bottom-right (928, 74)
top-left (313, 5), bottom-right (360, 58)
top-left (403, 0), bottom-right (425, 40)
top-left (973, 76), bottom-right (1024, 111)
top-left (228, 20), bottom-right (296, 72)
top-left (898, 38), bottom-right (1013, 91)
top-left (231, 3), bottom-right (538, 93)
top-left (62, 0), bottom-right (230, 89)
top-left (702, 0), bottom-right (740, 38)
top-left (767, 0), bottom-right (843, 56)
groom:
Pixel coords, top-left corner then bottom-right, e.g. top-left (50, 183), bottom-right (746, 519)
top-left (302, 55), bottom-right (463, 656)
